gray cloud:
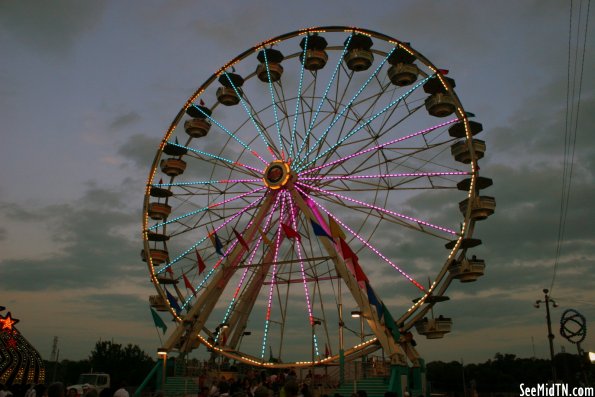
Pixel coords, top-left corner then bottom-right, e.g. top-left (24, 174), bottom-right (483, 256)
top-left (0, 1), bottom-right (106, 56)
top-left (0, 184), bottom-right (143, 291)
top-left (109, 111), bottom-right (142, 131)
top-left (118, 133), bottom-right (161, 169)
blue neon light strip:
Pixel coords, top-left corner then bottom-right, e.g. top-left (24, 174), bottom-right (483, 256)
top-left (153, 178), bottom-right (260, 187)
top-left (189, 104), bottom-right (267, 164)
top-left (296, 75), bottom-right (434, 172)
top-left (261, 49), bottom-right (284, 157)
top-left (293, 34), bottom-right (353, 162)
top-left (290, 35), bottom-right (308, 160)
top-left (148, 186), bottom-right (266, 232)
top-left (166, 141), bottom-right (236, 166)
top-left (294, 47), bottom-right (396, 169)
top-left (221, 73), bottom-right (275, 156)
top-left (156, 194), bottom-right (264, 277)
top-left (216, 193), bottom-right (282, 344)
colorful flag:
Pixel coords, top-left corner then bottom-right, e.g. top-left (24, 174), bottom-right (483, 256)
top-left (165, 287), bottom-right (182, 315)
top-left (381, 302), bottom-right (400, 341)
top-left (339, 238), bottom-right (358, 262)
top-left (166, 266), bottom-right (174, 277)
top-left (150, 307), bottom-right (167, 334)
top-left (196, 249), bottom-right (206, 274)
top-left (209, 230), bottom-right (225, 256)
top-left (183, 273), bottom-right (196, 296)
top-left (352, 258), bottom-right (368, 288)
top-left (259, 227), bottom-right (274, 248)
top-left (233, 228), bottom-right (250, 251)
top-left (282, 223), bottom-right (301, 241)
top-left (310, 219), bottom-right (332, 240)
top-left (365, 282), bottom-right (383, 320)
top-left (328, 216), bottom-right (346, 240)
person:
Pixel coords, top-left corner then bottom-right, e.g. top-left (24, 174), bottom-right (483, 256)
top-left (84, 390), bottom-right (98, 397)
top-left (253, 386), bottom-right (270, 397)
top-left (47, 383), bottom-right (65, 397)
top-left (112, 382), bottom-right (128, 397)
top-left (283, 380), bottom-right (299, 397)
top-left (24, 385), bottom-right (36, 397)
top-left (34, 385), bottom-right (48, 397)
top-left (66, 389), bottom-right (77, 397)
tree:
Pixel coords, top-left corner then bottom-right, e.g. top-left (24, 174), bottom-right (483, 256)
top-left (89, 340), bottom-right (155, 385)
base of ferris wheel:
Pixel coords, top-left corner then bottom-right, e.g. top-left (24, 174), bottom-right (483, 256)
top-left (135, 319), bottom-right (455, 397)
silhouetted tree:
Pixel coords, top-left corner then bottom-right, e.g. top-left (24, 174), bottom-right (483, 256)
top-left (89, 340), bottom-right (155, 385)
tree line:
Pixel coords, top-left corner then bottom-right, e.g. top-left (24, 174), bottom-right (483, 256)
top-left (45, 341), bottom-right (593, 392)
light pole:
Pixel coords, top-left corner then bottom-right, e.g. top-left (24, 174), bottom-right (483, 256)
top-left (351, 311), bottom-right (366, 378)
top-left (534, 288), bottom-right (558, 381)
top-left (157, 348), bottom-right (168, 388)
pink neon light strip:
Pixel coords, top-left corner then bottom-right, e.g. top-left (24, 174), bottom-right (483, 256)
top-left (299, 118), bottom-right (460, 176)
top-left (286, 192), bottom-right (316, 325)
top-left (299, 171), bottom-right (470, 182)
top-left (218, 192), bottom-right (282, 340)
top-left (233, 161), bottom-right (265, 175)
top-left (295, 185), bottom-right (426, 292)
top-left (250, 150), bottom-right (269, 165)
top-left (261, 192), bottom-right (287, 358)
top-left (233, 193), bottom-right (282, 301)
top-left (267, 194), bottom-right (286, 320)
top-left (296, 182), bottom-right (458, 236)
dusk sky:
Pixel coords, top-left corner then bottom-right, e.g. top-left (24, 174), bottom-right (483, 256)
top-left (1, 1), bottom-right (594, 366)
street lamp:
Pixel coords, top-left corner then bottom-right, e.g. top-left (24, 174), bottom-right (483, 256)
top-left (534, 288), bottom-right (558, 381)
top-left (351, 311), bottom-right (365, 343)
top-left (351, 310), bottom-right (367, 378)
top-left (157, 348), bottom-right (168, 388)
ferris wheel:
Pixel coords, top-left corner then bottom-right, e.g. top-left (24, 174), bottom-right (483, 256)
top-left (142, 26), bottom-right (495, 369)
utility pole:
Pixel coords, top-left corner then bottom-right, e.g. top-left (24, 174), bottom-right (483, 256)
top-left (534, 288), bottom-right (558, 381)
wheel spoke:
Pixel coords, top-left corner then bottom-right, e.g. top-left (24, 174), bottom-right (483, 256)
top-left (294, 47), bottom-right (396, 169)
top-left (297, 181), bottom-right (458, 236)
top-left (189, 103), bottom-right (269, 165)
top-left (261, 192), bottom-right (287, 359)
top-left (220, 72), bottom-right (276, 157)
top-left (295, 185), bottom-right (426, 292)
top-left (159, 192), bottom-right (265, 279)
top-left (167, 140), bottom-right (264, 176)
top-left (294, 34), bottom-right (353, 161)
top-left (299, 117), bottom-right (461, 176)
top-left (148, 186), bottom-right (266, 232)
top-left (218, 192), bottom-right (283, 344)
top-left (296, 74), bottom-right (434, 172)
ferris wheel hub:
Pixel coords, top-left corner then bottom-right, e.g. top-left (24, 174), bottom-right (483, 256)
top-left (263, 160), bottom-right (292, 190)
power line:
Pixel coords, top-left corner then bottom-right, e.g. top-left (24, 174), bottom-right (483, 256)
top-left (550, 0), bottom-right (591, 293)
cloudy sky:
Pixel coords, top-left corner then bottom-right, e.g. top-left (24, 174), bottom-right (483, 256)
top-left (1, 0), bottom-right (594, 366)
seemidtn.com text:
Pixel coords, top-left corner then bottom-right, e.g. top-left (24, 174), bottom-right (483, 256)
top-left (520, 384), bottom-right (594, 397)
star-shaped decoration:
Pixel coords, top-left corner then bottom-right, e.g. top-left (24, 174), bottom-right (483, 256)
top-left (0, 311), bottom-right (19, 332)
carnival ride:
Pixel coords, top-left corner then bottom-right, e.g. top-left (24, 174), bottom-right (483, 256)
top-left (142, 26), bottom-right (494, 392)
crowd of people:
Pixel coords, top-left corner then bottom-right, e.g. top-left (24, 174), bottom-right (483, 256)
top-left (195, 369), bottom-right (394, 397)
top-left (0, 382), bottom-right (129, 397)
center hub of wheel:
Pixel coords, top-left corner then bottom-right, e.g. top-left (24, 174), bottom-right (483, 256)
top-left (263, 160), bottom-right (292, 190)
